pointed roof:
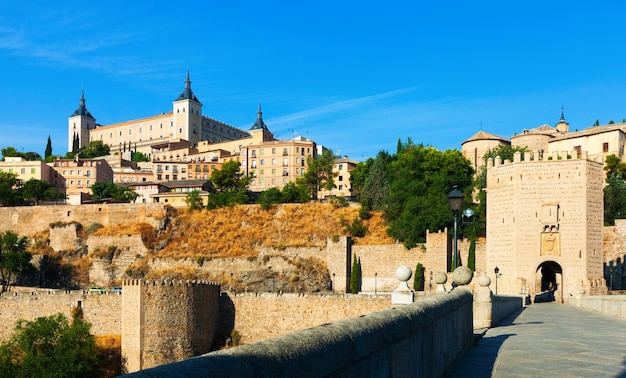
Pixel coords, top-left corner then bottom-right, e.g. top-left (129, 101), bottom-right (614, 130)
top-left (175, 70), bottom-right (201, 104)
top-left (559, 106), bottom-right (566, 123)
top-left (70, 88), bottom-right (95, 119)
top-left (249, 103), bottom-right (269, 131)
top-left (461, 130), bottom-right (509, 145)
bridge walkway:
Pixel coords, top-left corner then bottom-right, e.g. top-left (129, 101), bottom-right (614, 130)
top-left (450, 302), bottom-right (626, 377)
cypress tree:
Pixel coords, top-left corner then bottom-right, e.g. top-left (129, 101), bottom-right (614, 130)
top-left (349, 254), bottom-right (359, 294)
top-left (72, 133), bottom-right (80, 153)
top-left (413, 262), bottom-right (424, 291)
top-left (468, 238), bottom-right (476, 271)
top-left (44, 135), bottom-right (52, 158)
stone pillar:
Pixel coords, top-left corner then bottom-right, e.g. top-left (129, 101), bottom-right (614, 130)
top-left (391, 266), bottom-right (414, 305)
top-left (473, 274), bottom-right (493, 329)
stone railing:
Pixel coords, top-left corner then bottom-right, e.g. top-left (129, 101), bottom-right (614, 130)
top-left (123, 288), bottom-right (474, 378)
top-left (567, 295), bottom-right (626, 319)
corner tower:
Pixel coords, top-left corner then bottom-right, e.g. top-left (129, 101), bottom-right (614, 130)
top-left (172, 71), bottom-right (203, 146)
top-left (249, 103), bottom-right (274, 143)
top-left (68, 89), bottom-right (96, 153)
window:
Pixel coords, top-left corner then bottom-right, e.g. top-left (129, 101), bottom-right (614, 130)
top-left (30, 168), bottom-right (35, 174)
top-left (339, 175), bottom-right (343, 182)
top-left (272, 148), bottom-right (276, 154)
top-left (20, 168), bottom-right (25, 174)
top-left (251, 160), bottom-right (257, 168)
top-left (261, 159), bottom-right (265, 165)
top-left (338, 164), bottom-right (343, 170)
top-left (272, 158), bottom-right (276, 165)
top-left (260, 169), bottom-right (265, 175)
top-left (271, 168), bottom-right (276, 174)
top-left (261, 149), bottom-right (265, 155)
top-left (603, 142), bottom-right (609, 153)
top-left (86, 180), bottom-right (91, 187)
top-left (77, 170), bottom-right (82, 176)
top-left (283, 148), bottom-right (288, 156)
top-left (77, 180), bottom-right (82, 187)
top-left (283, 158), bottom-right (288, 166)
top-left (70, 170), bottom-right (75, 175)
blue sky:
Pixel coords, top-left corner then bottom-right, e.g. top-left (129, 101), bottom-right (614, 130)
top-left (2, 2), bottom-right (626, 161)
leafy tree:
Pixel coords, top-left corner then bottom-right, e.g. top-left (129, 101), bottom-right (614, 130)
top-left (359, 155), bottom-right (389, 211)
top-left (349, 254), bottom-right (361, 294)
top-left (609, 120), bottom-right (615, 124)
top-left (595, 120), bottom-right (600, 126)
top-left (0, 313), bottom-right (101, 377)
top-left (185, 189), bottom-right (204, 211)
top-left (297, 149), bottom-right (336, 199)
top-left (280, 182), bottom-right (310, 203)
top-left (1, 147), bottom-right (19, 159)
top-left (44, 136), bottom-right (52, 159)
top-left (91, 182), bottom-right (138, 203)
top-left (80, 140), bottom-right (110, 159)
top-left (384, 144), bottom-right (474, 249)
top-left (131, 151), bottom-right (150, 162)
top-left (1, 147), bottom-right (40, 161)
top-left (604, 154), bottom-right (626, 180)
top-left (348, 158), bottom-right (372, 195)
top-left (0, 171), bottom-right (24, 206)
top-left (0, 231), bottom-right (33, 293)
top-left (207, 161), bottom-right (250, 209)
top-left (482, 144), bottom-right (529, 162)
top-left (604, 173), bottom-right (626, 225)
top-left (413, 262), bottom-right (425, 291)
top-left (22, 179), bottom-right (62, 205)
top-left (259, 187), bottom-right (282, 210)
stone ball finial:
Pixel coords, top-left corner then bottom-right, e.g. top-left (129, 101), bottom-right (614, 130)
top-left (434, 271), bottom-right (447, 285)
top-left (478, 274), bottom-right (491, 287)
top-left (395, 265), bottom-right (412, 282)
top-left (452, 266), bottom-right (473, 286)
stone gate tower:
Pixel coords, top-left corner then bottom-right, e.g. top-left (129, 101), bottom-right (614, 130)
top-left (121, 279), bottom-right (221, 373)
top-left (485, 151), bottom-right (606, 301)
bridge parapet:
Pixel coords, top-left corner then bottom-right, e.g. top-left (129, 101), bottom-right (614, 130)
top-left (123, 288), bottom-right (473, 377)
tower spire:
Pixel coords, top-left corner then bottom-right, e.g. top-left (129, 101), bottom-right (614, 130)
top-left (175, 70), bottom-right (201, 104)
top-left (560, 106), bottom-right (566, 123)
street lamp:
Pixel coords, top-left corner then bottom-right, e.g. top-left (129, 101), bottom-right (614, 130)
top-left (494, 266), bottom-right (500, 294)
top-left (448, 186), bottom-right (463, 270)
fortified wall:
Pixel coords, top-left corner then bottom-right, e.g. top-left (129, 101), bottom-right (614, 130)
top-left (0, 202), bottom-right (166, 235)
top-left (486, 150), bottom-right (605, 300)
top-left (121, 279), bottom-right (221, 373)
top-left (0, 290), bottom-right (121, 340)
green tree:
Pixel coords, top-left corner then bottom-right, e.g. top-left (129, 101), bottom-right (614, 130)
top-left (22, 179), bottom-right (56, 205)
top-left (259, 187), bottom-right (282, 210)
top-left (208, 161), bottom-right (250, 209)
top-left (0, 313), bottom-right (101, 377)
top-left (349, 254), bottom-right (361, 294)
top-left (44, 136), bottom-right (52, 159)
top-left (72, 133), bottom-right (80, 154)
top-left (348, 158), bottom-right (371, 195)
top-left (0, 147), bottom-right (40, 161)
top-left (280, 182), bottom-right (311, 203)
top-left (185, 189), bottom-right (204, 211)
top-left (384, 144), bottom-right (474, 249)
top-left (413, 262), bottom-right (425, 291)
top-left (0, 171), bottom-right (24, 206)
top-left (91, 181), bottom-right (138, 203)
top-left (80, 140), bottom-right (110, 159)
top-left (0, 231), bottom-right (32, 293)
top-left (604, 154), bottom-right (626, 180)
top-left (359, 155), bottom-right (389, 211)
top-left (604, 173), bottom-right (626, 225)
top-left (467, 238), bottom-right (476, 271)
top-left (297, 149), bottom-right (335, 199)
top-left (131, 151), bottom-right (150, 162)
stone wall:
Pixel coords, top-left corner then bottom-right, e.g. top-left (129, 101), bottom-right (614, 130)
top-left (123, 289), bottom-right (474, 378)
top-left (219, 292), bottom-right (394, 345)
top-left (0, 203), bottom-right (166, 235)
top-left (0, 291), bottom-right (121, 340)
top-left (567, 295), bottom-right (626, 319)
top-left (121, 280), bottom-right (221, 373)
top-left (602, 219), bottom-right (626, 290)
top-left (88, 235), bottom-right (149, 286)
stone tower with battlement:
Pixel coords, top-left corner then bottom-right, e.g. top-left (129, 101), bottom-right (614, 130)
top-left (486, 150), bottom-right (605, 302)
top-left (121, 279), bottom-right (221, 373)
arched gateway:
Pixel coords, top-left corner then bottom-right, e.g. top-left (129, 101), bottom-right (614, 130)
top-left (535, 261), bottom-right (563, 302)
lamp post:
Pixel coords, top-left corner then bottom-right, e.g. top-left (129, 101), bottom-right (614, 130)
top-left (374, 272), bottom-right (378, 296)
top-left (448, 186), bottom-right (463, 271)
top-left (494, 266), bottom-right (500, 294)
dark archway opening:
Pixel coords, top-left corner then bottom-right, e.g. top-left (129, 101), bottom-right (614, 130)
top-left (535, 261), bottom-right (563, 303)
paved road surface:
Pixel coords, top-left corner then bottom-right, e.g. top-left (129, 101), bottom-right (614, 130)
top-left (450, 302), bottom-right (626, 377)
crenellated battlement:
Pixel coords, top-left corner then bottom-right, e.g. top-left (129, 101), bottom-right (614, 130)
top-left (122, 279), bottom-right (220, 287)
top-left (486, 149), bottom-right (600, 168)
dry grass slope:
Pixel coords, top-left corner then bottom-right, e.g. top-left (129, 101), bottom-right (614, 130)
top-left (155, 203), bottom-right (393, 259)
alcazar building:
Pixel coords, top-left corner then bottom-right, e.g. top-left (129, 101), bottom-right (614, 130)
top-left (68, 71), bottom-right (251, 156)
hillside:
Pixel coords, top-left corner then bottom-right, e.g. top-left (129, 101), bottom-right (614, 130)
top-left (26, 202), bottom-right (393, 292)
